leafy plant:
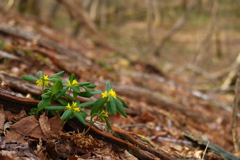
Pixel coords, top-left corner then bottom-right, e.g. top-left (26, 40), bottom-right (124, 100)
top-left (22, 71), bottom-right (129, 131)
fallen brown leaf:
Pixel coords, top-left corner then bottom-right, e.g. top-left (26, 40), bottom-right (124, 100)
top-left (39, 114), bottom-right (52, 139)
top-left (0, 105), bottom-right (5, 131)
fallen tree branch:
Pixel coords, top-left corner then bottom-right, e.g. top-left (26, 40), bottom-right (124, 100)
top-left (182, 132), bottom-right (239, 160)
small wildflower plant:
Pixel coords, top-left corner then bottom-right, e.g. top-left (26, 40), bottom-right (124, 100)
top-left (21, 71), bottom-right (129, 130)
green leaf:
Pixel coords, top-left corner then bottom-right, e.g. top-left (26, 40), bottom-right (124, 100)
top-left (69, 74), bottom-right (75, 83)
top-left (21, 75), bottom-right (38, 82)
top-left (85, 84), bottom-right (97, 88)
top-left (56, 86), bottom-right (68, 99)
top-left (107, 96), bottom-right (117, 115)
top-left (105, 120), bottom-right (112, 130)
top-left (77, 101), bottom-right (95, 108)
top-left (115, 98), bottom-right (128, 118)
top-left (61, 110), bottom-right (73, 121)
top-left (78, 90), bottom-right (103, 98)
top-left (75, 111), bottom-right (87, 125)
top-left (37, 98), bottom-right (51, 110)
top-left (45, 106), bottom-right (66, 111)
top-left (51, 81), bottom-right (63, 95)
top-left (50, 71), bottom-right (65, 77)
top-left (57, 98), bottom-right (69, 106)
top-left (49, 77), bottom-right (62, 83)
top-left (37, 71), bottom-right (43, 78)
top-left (117, 97), bottom-right (130, 108)
top-left (43, 88), bottom-right (51, 93)
top-left (77, 82), bottom-right (91, 86)
top-left (41, 93), bottom-right (51, 99)
top-left (90, 98), bottom-right (107, 116)
top-left (63, 93), bottom-right (74, 101)
top-left (82, 86), bottom-right (90, 92)
top-left (106, 81), bottom-right (112, 91)
top-left (71, 86), bottom-right (80, 93)
top-left (29, 108), bottom-right (40, 115)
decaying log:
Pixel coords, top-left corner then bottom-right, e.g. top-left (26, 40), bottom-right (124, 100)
top-left (182, 132), bottom-right (240, 160)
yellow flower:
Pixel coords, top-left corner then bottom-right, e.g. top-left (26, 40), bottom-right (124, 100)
top-left (66, 101), bottom-right (80, 112)
top-left (36, 75), bottom-right (50, 87)
top-left (101, 89), bottom-right (117, 101)
top-left (109, 89), bottom-right (117, 98)
top-left (44, 75), bottom-right (49, 80)
top-left (100, 110), bottom-right (108, 121)
top-left (73, 108), bottom-right (80, 112)
top-left (67, 79), bottom-right (78, 87)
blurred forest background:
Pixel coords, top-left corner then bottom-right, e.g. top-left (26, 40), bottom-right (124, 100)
top-left (1, 0), bottom-right (240, 158)
top-left (1, 0), bottom-right (240, 95)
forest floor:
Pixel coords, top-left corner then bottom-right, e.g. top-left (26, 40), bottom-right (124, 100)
top-left (0, 5), bottom-right (240, 160)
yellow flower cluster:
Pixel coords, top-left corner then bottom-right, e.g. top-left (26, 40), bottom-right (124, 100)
top-left (100, 110), bottom-right (108, 121)
top-left (67, 79), bottom-right (78, 87)
top-left (36, 75), bottom-right (50, 87)
top-left (66, 101), bottom-right (80, 112)
top-left (101, 89), bottom-right (117, 101)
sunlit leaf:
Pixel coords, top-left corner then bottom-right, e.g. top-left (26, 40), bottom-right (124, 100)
top-left (71, 86), bottom-right (80, 93)
top-left (50, 71), bottom-right (65, 77)
top-left (21, 75), bottom-right (38, 82)
top-left (77, 82), bottom-right (91, 86)
top-left (51, 81), bottom-right (63, 95)
top-left (37, 71), bottom-right (43, 78)
top-left (85, 84), bottom-right (97, 88)
top-left (77, 101), bottom-right (95, 108)
top-left (106, 81), bottom-right (112, 91)
top-left (69, 74), bottom-right (75, 83)
top-left (49, 77), bottom-right (62, 83)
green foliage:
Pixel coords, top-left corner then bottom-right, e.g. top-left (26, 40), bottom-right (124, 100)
top-left (22, 71), bottom-right (130, 131)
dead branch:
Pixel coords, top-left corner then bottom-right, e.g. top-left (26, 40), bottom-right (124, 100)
top-left (221, 52), bottom-right (240, 90)
top-left (183, 132), bottom-right (239, 160)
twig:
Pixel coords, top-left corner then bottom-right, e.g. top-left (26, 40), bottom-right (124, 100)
top-left (231, 72), bottom-right (240, 152)
top-left (201, 141), bottom-right (210, 160)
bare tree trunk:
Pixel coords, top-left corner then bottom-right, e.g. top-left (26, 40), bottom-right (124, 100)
top-left (49, 2), bottom-right (60, 19)
top-left (57, 0), bottom-right (115, 50)
top-left (152, 0), bottom-right (161, 27)
top-left (100, 0), bottom-right (107, 28)
top-left (17, 0), bottom-right (41, 17)
top-left (146, 0), bottom-right (154, 42)
top-left (18, 0), bottom-right (29, 14)
top-left (188, 0), bottom-right (218, 88)
top-left (89, 0), bottom-right (100, 21)
top-left (153, 0), bottom-right (198, 56)
top-left (29, 0), bottom-right (41, 17)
